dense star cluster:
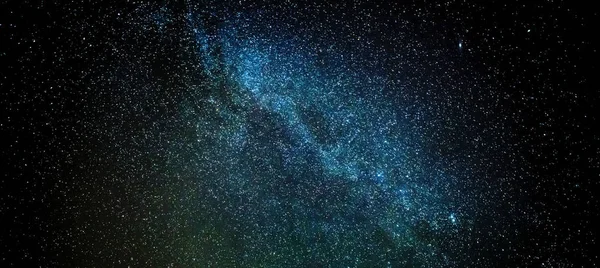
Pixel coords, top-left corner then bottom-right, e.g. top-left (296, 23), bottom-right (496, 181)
top-left (1, 1), bottom-right (598, 267)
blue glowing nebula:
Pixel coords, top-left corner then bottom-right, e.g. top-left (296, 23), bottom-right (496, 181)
top-left (179, 6), bottom-right (475, 266)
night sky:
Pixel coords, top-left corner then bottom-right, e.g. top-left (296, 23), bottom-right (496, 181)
top-left (1, 0), bottom-right (598, 267)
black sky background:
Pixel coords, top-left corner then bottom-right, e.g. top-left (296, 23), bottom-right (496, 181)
top-left (1, 0), bottom-right (598, 267)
